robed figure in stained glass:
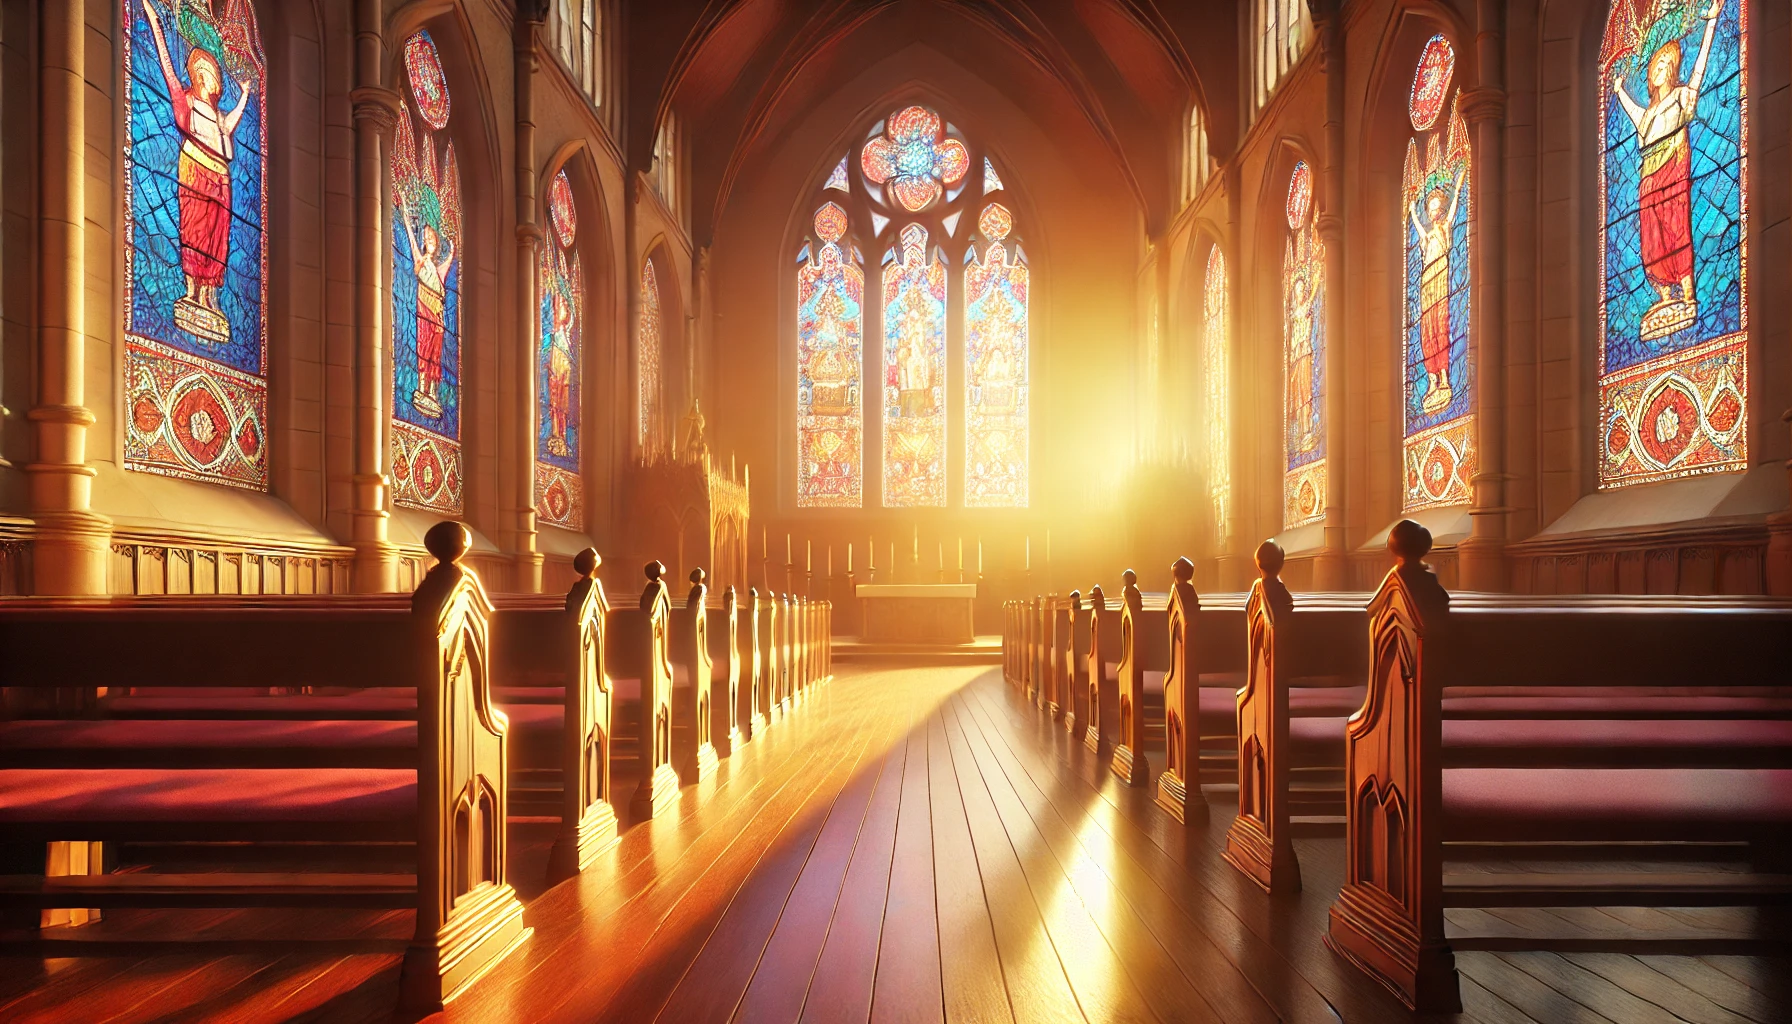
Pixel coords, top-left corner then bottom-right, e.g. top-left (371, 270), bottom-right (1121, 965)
top-left (1610, 0), bottom-right (1722, 339)
top-left (797, 201), bottom-right (864, 507)
top-left (140, 0), bottom-right (255, 345)
top-left (544, 245), bottom-right (576, 457)
top-left (1408, 168), bottom-right (1466, 414)
top-left (1597, 0), bottom-right (1745, 488)
top-left (398, 193), bottom-right (457, 420)
top-left (1284, 230), bottom-right (1321, 456)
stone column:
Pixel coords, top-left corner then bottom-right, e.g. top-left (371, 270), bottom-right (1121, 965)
top-left (348, 0), bottom-right (400, 593)
top-left (1312, 0), bottom-right (1349, 590)
top-left (513, 2), bottom-right (546, 592)
top-left (1459, 0), bottom-right (1510, 591)
top-left (1217, 162), bottom-right (1249, 590)
top-left (28, 0), bottom-right (110, 595)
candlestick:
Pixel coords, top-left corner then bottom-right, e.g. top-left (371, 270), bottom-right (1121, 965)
top-left (937, 542), bottom-right (943, 571)
top-left (786, 533), bottom-right (792, 565)
top-left (957, 537), bottom-right (963, 570)
top-left (889, 543), bottom-right (896, 577)
top-left (762, 527), bottom-right (768, 561)
top-left (827, 546), bottom-right (833, 577)
top-left (1025, 536), bottom-right (1031, 571)
top-left (868, 538), bottom-right (875, 571)
top-left (978, 539), bottom-right (983, 575)
top-left (806, 539), bottom-right (812, 573)
top-left (848, 543), bottom-right (854, 573)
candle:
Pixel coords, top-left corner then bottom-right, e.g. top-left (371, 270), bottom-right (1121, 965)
top-left (1046, 529), bottom-right (1052, 565)
top-left (957, 537), bottom-right (963, 570)
top-left (978, 539), bottom-right (984, 575)
top-left (889, 543), bottom-right (896, 575)
top-left (868, 538), bottom-right (875, 571)
top-left (848, 543), bottom-right (854, 573)
top-left (806, 539), bottom-right (812, 573)
top-left (912, 525), bottom-right (919, 564)
top-left (1026, 536), bottom-right (1031, 570)
top-left (828, 546), bottom-right (833, 577)
top-left (762, 527), bottom-right (768, 561)
top-left (938, 542), bottom-right (944, 570)
top-left (786, 533), bottom-right (792, 565)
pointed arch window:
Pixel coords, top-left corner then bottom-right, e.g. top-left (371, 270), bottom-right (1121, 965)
top-left (1253, 0), bottom-right (1311, 114)
top-left (639, 259), bottom-right (662, 453)
top-left (548, 0), bottom-right (601, 105)
top-left (1184, 104), bottom-right (1210, 206)
top-left (390, 29), bottom-right (465, 514)
top-left (537, 169), bottom-right (583, 528)
top-left (1596, 0), bottom-right (1747, 487)
top-left (1401, 35), bottom-right (1474, 511)
top-left (792, 105), bottom-right (1027, 509)
top-left (1203, 245), bottom-right (1230, 543)
top-left (1283, 160), bottom-right (1325, 528)
top-left (796, 201), bottom-right (864, 507)
top-left (122, 0), bottom-right (269, 490)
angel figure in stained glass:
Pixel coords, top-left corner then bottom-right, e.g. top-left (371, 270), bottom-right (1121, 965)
top-left (1408, 165), bottom-right (1467, 414)
top-left (1285, 243), bottom-right (1320, 455)
top-left (398, 193), bottom-right (457, 419)
top-left (1610, 0), bottom-right (1723, 341)
top-left (545, 247), bottom-right (576, 456)
top-left (141, 0), bottom-right (256, 345)
top-left (971, 290), bottom-right (1021, 415)
top-left (895, 303), bottom-right (936, 415)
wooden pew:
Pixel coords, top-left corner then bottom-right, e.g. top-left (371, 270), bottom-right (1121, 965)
top-left (1111, 570), bottom-right (1160, 787)
top-left (487, 548), bottom-right (620, 882)
top-left (671, 569), bottom-right (721, 786)
top-left (617, 561), bottom-right (680, 821)
top-left (0, 522), bottom-right (529, 1013)
top-left (756, 590), bottom-right (780, 724)
top-left (744, 588), bottom-right (769, 735)
top-left (1154, 560), bottom-right (1202, 823)
top-left (1081, 585), bottom-right (1113, 754)
top-left (1326, 522), bottom-right (1792, 1012)
top-left (1050, 592), bottom-right (1079, 725)
top-left (1062, 592), bottom-right (1090, 734)
top-left (711, 585), bottom-right (744, 757)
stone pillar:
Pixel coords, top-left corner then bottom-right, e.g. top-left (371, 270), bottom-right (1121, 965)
top-left (1458, 2), bottom-right (1511, 591)
top-left (349, 0), bottom-right (401, 593)
top-left (1312, 0), bottom-right (1349, 590)
top-left (28, 0), bottom-right (110, 595)
top-left (513, 3), bottom-right (546, 593)
top-left (1217, 162), bottom-right (1249, 590)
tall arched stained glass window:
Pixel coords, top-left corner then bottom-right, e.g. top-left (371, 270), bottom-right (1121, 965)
top-left (391, 30), bottom-right (464, 514)
top-left (794, 104), bottom-right (1021, 508)
top-left (1283, 160), bottom-right (1325, 528)
top-left (639, 260), bottom-right (662, 452)
top-left (1401, 35), bottom-right (1475, 511)
top-left (122, 0), bottom-right (268, 490)
top-left (537, 170), bottom-right (582, 529)
top-left (882, 224), bottom-right (947, 507)
top-left (1597, 0), bottom-right (1746, 487)
top-left (965, 203), bottom-right (1027, 507)
top-left (1203, 245), bottom-right (1230, 542)
top-left (797, 201), bottom-right (864, 506)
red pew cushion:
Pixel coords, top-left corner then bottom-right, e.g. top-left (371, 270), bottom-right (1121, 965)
top-left (106, 695), bottom-right (418, 717)
top-left (1440, 693), bottom-right (1792, 719)
top-left (504, 702), bottom-right (565, 733)
top-left (1442, 768), bottom-right (1792, 841)
top-left (495, 686), bottom-right (565, 704)
top-left (0, 768), bottom-right (416, 824)
top-left (1197, 686), bottom-right (1365, 737)
top-left (0, 719), bottom-right (415, 750)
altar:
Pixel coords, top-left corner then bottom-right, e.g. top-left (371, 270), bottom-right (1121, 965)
top-left (856, 583), bottom-right (977, 644)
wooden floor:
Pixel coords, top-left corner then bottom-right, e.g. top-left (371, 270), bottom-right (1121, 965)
top-left (5, 664), bottom-right (1789, 1023)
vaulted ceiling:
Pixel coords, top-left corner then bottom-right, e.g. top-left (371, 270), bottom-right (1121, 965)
top-left (624, 0), bottom-right (1239, 243)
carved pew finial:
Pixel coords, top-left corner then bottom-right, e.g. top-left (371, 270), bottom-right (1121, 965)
top-left (573, 547), bottom-right (601, 578)
top-left (1172, 556), bottom-right (1194, 584)
top-left (1255, 540), bottom-right (1293, 616)
top-left (1389, 519), bottom-right (1432, 568)
top-left (1122, 568), bottom-right (1139, 592)
top-left (426, 520), bottom-right (471, 564)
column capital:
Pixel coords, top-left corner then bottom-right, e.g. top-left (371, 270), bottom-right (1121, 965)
top-left (1459, 86), bottom-right (1507, 126)
top-left (350, 86), bottom-right (404, 133)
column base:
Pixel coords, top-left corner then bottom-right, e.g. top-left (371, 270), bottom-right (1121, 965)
top-left (29, 509), bottom-right (113, 595)
top-left (1457, 534), bottom-right (1507, 592)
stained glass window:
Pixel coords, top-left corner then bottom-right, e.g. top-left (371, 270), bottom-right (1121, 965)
top-left (639, 259), bottom-right (662, 452)
top-left (983, 157), bottom-right (1004, 194)
top-left (861, 105), bottom-right (969, 213)
top-left (883, 224), bottom-right (947, 506)
top-left (1401, 35), bottom-right (1475, 511)
top-left (390, 30), bottom-right (464, 514)
top-left (537, 169), bottom-right (583, 529)
top-left (1203, 245), bottom-right (1230, 542)
top-left (1255, 0), bottom-right (1309, 112)
top-left (1597, 0), bottom-right (1746, 487)
top-left (548, 0), bottom-right (600, 103)
top-left (824, 155), bottom-right (849, 192)
top-left (1283, 160), bottom-right (1326, 528)
top-left (965, 204), bottom-right (1028, 507)
top-left (797, 202), bottom-right (863, 506)
top-left (122, 0), bottom-right (268, 490)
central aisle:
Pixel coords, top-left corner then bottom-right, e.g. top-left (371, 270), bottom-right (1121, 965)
top-left (442, 665), bottom-right (1787, 1024)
